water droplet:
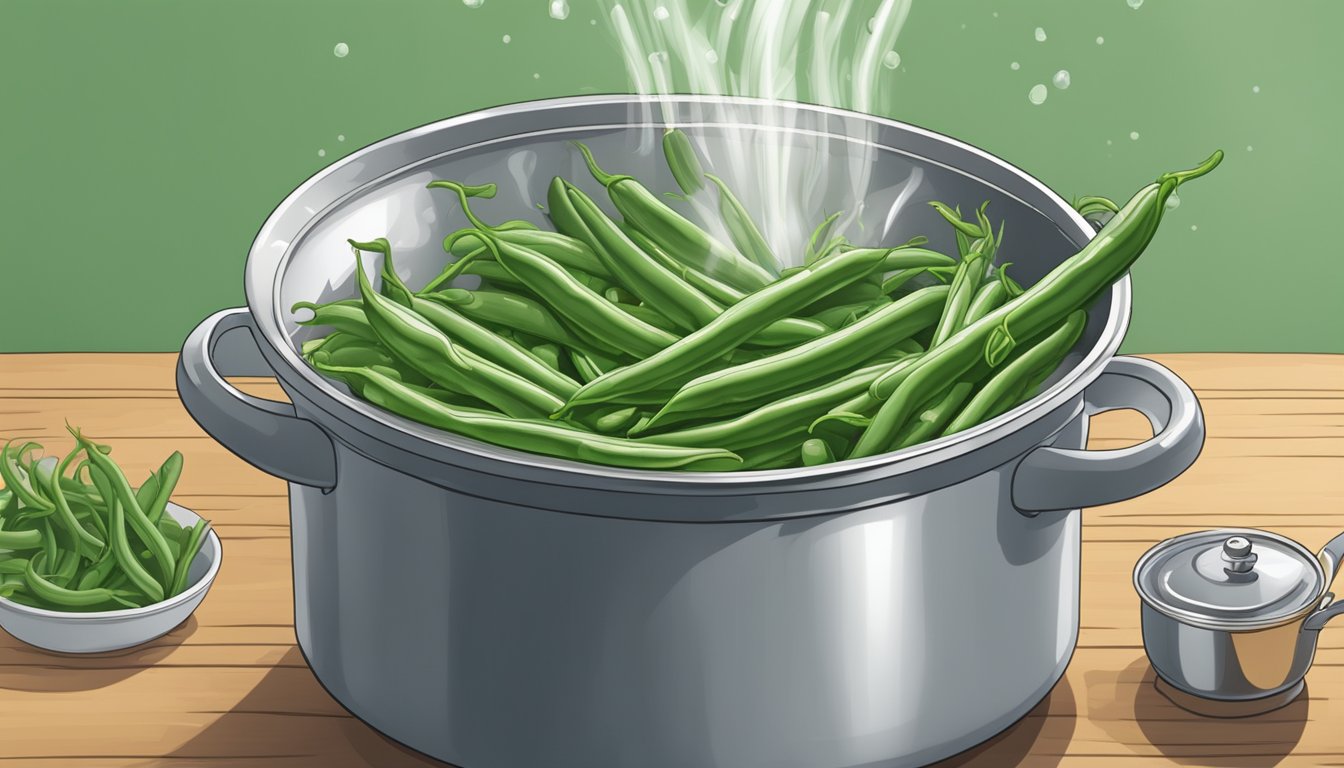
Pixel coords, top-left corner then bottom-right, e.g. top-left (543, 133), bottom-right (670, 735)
top-left (462, 0), bottom-right (483, 7)
top-left (549, 0), bottom-right (569, 20)
top-left (318, 149), bottom-right (326, 157)
top-left (1034, 26), bottom-right (1047, 42)
top-left (883, 51), bottom-right (902, 69)
top-left (1130, 131), bottom-right (1140, 140)
top-left (705, 48), bottom-right (720, 64)
top-left (653, 5), bottom-right (670, 21)
top-left (1165, 192), bottom-right (1181, 209)
top-left (533, 72), bottom-right (541, 79)
top-left (1190, 224), bottom-right (1198, 231)
top-left (1247, 145), bottom-right (1254, 152)
top-left (1127, 0), bottom-right (1143, 8)
top-left (333, 42), bottom-right (349, 58)
top-left (590, 18), bottom-right (597, 25)
top-left (648, 51), bottom-right (669, 66)
top-left (1052, 69), bottom-right (1071, 89)
top-left (502, 34), bottom-right (511, 43)
top-left (1028, 84), bottom-right (1048, 105)
top-left (337, 134), bottom-right (345, 142)
top-left (1010, 61), bottom-right (1020, 70)
top-left (961, 23), bottom-right (967, 29)
top-left (1252, 85), bottom-right (1260, 94)
top-left (1096, 36), bottom-right (1105, 44)
top-left (1106, 139), bottom-right (1113, 146)
top-left (993, 11), bottom-right (999, 18)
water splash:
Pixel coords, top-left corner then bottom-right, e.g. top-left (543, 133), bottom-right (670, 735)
top-left (1028, 84), bottom-right (1048, 105)
top-left (1010, 61), bottom-right (1020, 70)
top-left (597, 0), bottom-right (919, 264)
top-left (1052, 70), bottom-right (1070, 89)
top-left (1130, 131), bottom-right (1140, 140)
top-left (1034, 26), bottom-right (1046, 42)
top-left (549, 0), bottom-right (570, 20)
top-left (503, 34), bottom-right (512, 43)
top-left (333, 42), bottom-right (349, 57)
top-left (1096, 36), bottom-right (1105, 44)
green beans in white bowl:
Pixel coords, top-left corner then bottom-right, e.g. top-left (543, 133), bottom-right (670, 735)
top-left (0, 432), bottom-right (219, 653)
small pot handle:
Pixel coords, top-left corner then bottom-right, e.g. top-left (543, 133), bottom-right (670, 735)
top-left (1304, 534), bottom-right (1344, 632)
top-left (176, 307), bottom-right (337, 489)
top-left (1012, 356), bottom-right (1204, 514)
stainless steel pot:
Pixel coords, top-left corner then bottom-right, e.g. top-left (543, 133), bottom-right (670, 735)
top-left (176, 95), bottom-right (1206, 768)
top-left (1134, 528), bottom-right (1344, 715)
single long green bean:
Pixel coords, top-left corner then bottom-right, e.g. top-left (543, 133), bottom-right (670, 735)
top-left (705, 173), bottom-right (780, 276)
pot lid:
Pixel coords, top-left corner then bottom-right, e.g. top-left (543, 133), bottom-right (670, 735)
top-left (1133, 528), bottom-right (1325, 628)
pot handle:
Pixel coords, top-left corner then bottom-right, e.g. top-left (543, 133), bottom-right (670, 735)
top-left (1012, 356), bottom-right (1204, 515)
top-left (177, 307), bottom-right (337, 489)
top-left (1304, 534), bottom-right (1344, 632)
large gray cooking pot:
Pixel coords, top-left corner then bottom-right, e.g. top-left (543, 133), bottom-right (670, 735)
top-left (177, 95), bottom-right (1204, 768)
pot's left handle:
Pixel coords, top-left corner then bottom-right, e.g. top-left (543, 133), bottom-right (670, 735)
top-left (1012, 356), bottom-right (1204, 514)
top-left (177, 308), bottom-right (337, 489)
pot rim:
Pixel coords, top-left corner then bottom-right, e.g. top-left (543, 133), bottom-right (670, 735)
top-left (244, 94), bottom-right (1128, 489)
top-left (1132, 527), bottom-right (1328, 632)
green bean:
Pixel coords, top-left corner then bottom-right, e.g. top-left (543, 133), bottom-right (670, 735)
top-left (566, 182), bottom-right (722, 332)
top-left (402, 287), bottom-right (580, 398)
top-left (627, 226), bottom-right (748, 306)
top-left (930, 201), bottom-right (986, 240)
top-left (637, 361), bottom-right (891, 448)
top-left (24, 552), bottom-right (137, 610)
top-left (891, 380), bottom-right (977, 450)
top-left (529, 343), bottom-right (563, 371)
top-left (943, 310), bottom-right (1087, 436)
top-left (481, 232), bottom-right (678, 358)
top-left (76, 550), bottom-right (118, 591)
top-left (144, 451), bottom-right (182, 526)
top-left (318, 343), bottom-right (397, 369)
top-left (799, 279), bottom-right (884, 315)
top-left (592, 405), bottom-right (641, 435)
top-left (545, 175), bottom-right (600, 247)
top-left (34, 450), bottom-right (105, 558)
top-left (291, 301), bottom-right (380, 343)
top-left (427, 288), bottom-right (596, 351)
top-left (704, 173), bottom-right (780, 276)
top-left (737, 430), bottom-right (812, 470)
top-left (570, 349), bottom-right (609, 384)
top-left (1, 440), bottom-right (54, 511)
top-left (642, 285), bottom-right (946, 431)
top-left (400, 383), bottom-right (495, 411)
top-left (317, 363), bottom-right (742, 471)
top-left (619, 303), bottom-right (681, 333)
top-left (0, 558), bottom-right (29, 575)
top-left (557, 245), bottom-right (894, 415)
top-left (575, 142), bottom-right (774, 292)
top-left (801, 439), bottom-right (835, 466)
top-left (962, 266), bottom-right (1017, 328)
top-left (71, 428), bottom-right (175, 592)
top-left (879, 247), bottom-right (957, 272)
top-left (168, 519), bottom-right (211, 598)
top-left (803, 212), bottom-right (843, 266)
top-left (852, 152), bottom-right (1222, 459)
top-left (929, 234), bottom-right (993, 349)
top-left (662, 128), bottom-right (707, 195)
top-left (461, 260), bottom-right (533, 292)
top-left (0, 528), bottom-right (42, 550)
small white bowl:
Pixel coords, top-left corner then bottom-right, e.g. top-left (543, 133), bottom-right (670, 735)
top-left (0, 502), bottom-right (222, 654)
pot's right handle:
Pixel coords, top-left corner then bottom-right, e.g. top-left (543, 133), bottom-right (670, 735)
top-left (177, 308), bottom-right (337, 489)
top-left (1012, 356), bottom-right (1204, 515)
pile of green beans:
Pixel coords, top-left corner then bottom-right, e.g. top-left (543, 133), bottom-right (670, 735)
top-left (294, 135), bottom-right (1221, 471)
top-left (0, 430), bottom-right (211, 611)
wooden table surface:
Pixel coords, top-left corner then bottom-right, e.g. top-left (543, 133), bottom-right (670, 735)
top-left (1, 352), bottom-right (1341, 767)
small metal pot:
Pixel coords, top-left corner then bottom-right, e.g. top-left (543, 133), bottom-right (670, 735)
top-left (1134, 528), bottom-right (1344, 715)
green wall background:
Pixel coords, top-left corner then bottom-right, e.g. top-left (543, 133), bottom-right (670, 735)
top-left (2, 0), bottom-right (1339, 353)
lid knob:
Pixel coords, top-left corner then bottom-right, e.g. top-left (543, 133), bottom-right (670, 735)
top-left (1222, 536), bottom-right (1258, 574)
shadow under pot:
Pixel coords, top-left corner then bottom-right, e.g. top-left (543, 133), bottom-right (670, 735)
top-left (1133, 528), bottom-right (1344, 717)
